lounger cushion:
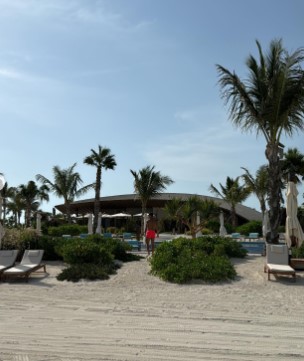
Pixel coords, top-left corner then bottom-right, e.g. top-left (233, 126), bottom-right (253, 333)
top-left (27, 250), bottom-right (40, 257)
top-left (2, 250), bottom-right (15, 257)
top-left (267, 263), bottom-right (295, 272)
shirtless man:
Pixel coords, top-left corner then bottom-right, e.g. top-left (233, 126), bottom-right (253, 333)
top-left (145, 213), bottom-right (158, 256)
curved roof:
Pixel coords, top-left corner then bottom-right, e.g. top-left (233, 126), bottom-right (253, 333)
top-left (55, 193), bottom-right (262, 222)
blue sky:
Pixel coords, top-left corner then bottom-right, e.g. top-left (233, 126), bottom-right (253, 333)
top-left (0, 0), bottom-right (303, 214)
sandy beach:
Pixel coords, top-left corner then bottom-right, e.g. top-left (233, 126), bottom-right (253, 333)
top-left (1, 255), bottom-right (304, 361)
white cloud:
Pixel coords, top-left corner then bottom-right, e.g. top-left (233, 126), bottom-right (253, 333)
top-left (0, 0), bottom-right (152, 32)
top-left (0, 67), bottom-right (22, 79)
top-left (143, 122), bottom-right (266, 188)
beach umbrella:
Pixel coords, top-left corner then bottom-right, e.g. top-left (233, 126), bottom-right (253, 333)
top-left (36, 213), bottom-right (42, 236)
top-left (102, 213), bottom-right (113, 218)
top-left (96, 213), bottom-right (102, 234)
top-left (219, 211), bottom-right (227, 237)
top-left (111, 212), bottom-right (132, 218)
top-left (87, 213), bottom-right (93, 235)
top-left (262, 210), bottom-right (270, 239)
top-left (285, 181), bottom-right (304, 248)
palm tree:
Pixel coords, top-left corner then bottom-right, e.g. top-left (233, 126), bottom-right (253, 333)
top-left (164, 196), bottom-right (219, 239)
top-left (0, 182), bottom-right (16, 222)
top-left (241, 165), bottom-right (269, 217)
top-left (216, 39), bottom-right (304, 242)
top-left (84, 146), bottom-right (117, 233)
top-left (281, 147), bottom-right (304, 184)
top-left (36, 163), bottom-right (94, 223)
top-left (18, 181), bottom-right (49, 227)
top-left (210, 177), bottom-right (250, 228)
top-left (130, 165), bottom-right (174, 235)
top-left (7, 188), bottom-right (25, 226)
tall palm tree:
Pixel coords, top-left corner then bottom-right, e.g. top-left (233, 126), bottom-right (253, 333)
top-left (281, 147), bottom-right (304, 184)
top-left (18, 181), bottom-right (49, 227)
top-left (210, 177), bottom-right (250, 228)
top-left (216, 39), bottom-right (304, 242)
top-left (7, 188), bottom-right (25, 226)
top-left (241, 165), bottom-right (269, 217)
top-left (0, 182), bottom-right (16, 222)
top-left (36, 163), bottom-right (94, 223)
top-left (130, 165), bottom-right (174, 235)
top-left (84, 146), bottom-right (117, 233)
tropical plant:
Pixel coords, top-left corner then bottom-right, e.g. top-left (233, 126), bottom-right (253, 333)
top-left (281, 147), bottom-right (304, 184)
top-left (130, 165), bottom-right (174, 235)
top-left (36, 163), bottom-right (94, 223)
top-left (84, 146), bottom-right (117, 233)
top-left (164, 196), bottom-right (220, 238)
top-left (216, 39), bottom-right (304, 242)
top-left (241, 165), bottom-right (269, 217)
top-left (0, 182), bottom-right (16, 222)
top-left (6, 187), bottom-right (25, 226)
top-left (210, 177), bottom-right (250, 228)
top-left (17, 181), bottom-right (49, 227)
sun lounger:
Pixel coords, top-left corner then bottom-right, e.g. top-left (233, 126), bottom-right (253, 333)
top-left (0, 250), bottom-right (19, 278)
top-left (264, 244), bottom-right (296, 281)
top-left (3, 249), bottom-right (46, 282)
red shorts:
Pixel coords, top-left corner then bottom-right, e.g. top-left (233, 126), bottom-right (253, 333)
top-left (146, 230), bottom-right (156, 239)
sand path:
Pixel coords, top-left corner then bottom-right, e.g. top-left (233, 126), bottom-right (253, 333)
top-left (0, 256), bottom-right (303, 360)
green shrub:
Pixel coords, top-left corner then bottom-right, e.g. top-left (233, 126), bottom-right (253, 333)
top-left (291, 242), bottom-right (304, 258)
top-left (236, 221), bottom-right (262, 235)
top-left (28, 236), bottom-right (63, 261)
top-left (150, 237), bottom-right (238, 284)
top-left (48, 225), bottom-right (87, 237)
top-left (56, 263), bottom-right (114, 282)
top-left (57, 238), bottom-right (114, 266)
top-left (2, 228), bottom-right (39, 260)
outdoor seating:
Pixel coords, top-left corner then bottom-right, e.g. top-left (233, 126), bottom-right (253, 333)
top-left (2, 249), bottom-right (46, 282)
top-left (122, 232), bottom-right (133, 240)
top-left (264, 244), bottom-right (296, 282)
top-left (0, 250), bottom-right (19, 278)
top-left (248, 232), bottom-right (259, 240)
top-left (231, 233), bottom-right (241, 239)
top-left (102, 232), bottom-right (112, 238)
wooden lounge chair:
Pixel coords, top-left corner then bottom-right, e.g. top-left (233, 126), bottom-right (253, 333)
top-left (0, 250), bottom-right (19, 279)
top-left (3, 249), bottom-right (46, 282)
top-left (264, 244), bottom-right (296, 281)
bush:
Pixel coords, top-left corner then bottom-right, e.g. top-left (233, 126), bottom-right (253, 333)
top-left (48, 225), bottom-right (87, 237)
top-left (236, 221), bottom-right (262, 235)
top-left (57, 238), bottom-right (114, 266)
top-left (85, 234), bottom-right (142, 262)
top-left (150, 237), bottom-right (238, 284)
top-left (28, 236), bottom-right (63, 261)
top-left (56, 263), bottom-right (114, 282)
top-left (2, 228), bottom-right (39, 260)
top-left (291, 242), bottom-right (304, 258)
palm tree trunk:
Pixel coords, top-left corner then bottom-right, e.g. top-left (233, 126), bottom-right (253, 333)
top-left (231, 205), bottom-right (237, 228)
top-left (65, 201), bottom-right (72, 224)
top-left (141, 202), bottom-right (147, 236)
top-left (93, 167), bottom-right (101, 233)
top-left (265, 142), bottom-right (282, 243)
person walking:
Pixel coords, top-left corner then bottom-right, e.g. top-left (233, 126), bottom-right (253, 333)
top-left (145, 213), bottom-right (158, 256)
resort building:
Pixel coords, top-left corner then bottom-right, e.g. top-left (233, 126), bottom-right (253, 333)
top-left (55, 193), bottom-right (261, 230)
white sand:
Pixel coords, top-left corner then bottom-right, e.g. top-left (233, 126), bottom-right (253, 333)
top-left (0, 256), bottom-right (304, 361)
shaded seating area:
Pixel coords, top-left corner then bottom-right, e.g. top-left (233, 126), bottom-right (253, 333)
top-left (264, 244), bottom-right (296, 282)
top-left (0, 250), bottom-right (19, 278)
top-left (2, 250), bottom-right (46, 282)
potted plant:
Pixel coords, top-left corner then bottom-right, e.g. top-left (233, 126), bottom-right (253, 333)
top-left (290, 243), bottom-right (304, 270)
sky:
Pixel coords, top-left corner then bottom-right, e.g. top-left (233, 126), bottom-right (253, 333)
top-left (0, 0), bottom-right (303, 215)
